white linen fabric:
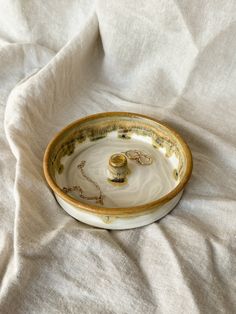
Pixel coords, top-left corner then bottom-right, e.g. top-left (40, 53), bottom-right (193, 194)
top-left (0, 1), bottom-right (236, 313)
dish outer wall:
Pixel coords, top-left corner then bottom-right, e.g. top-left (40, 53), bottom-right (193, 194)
top-left (55, 190), bottom-right (183, 229)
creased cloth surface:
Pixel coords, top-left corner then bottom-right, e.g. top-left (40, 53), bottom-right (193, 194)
top-left (0, 1), bottom-right (236, 313)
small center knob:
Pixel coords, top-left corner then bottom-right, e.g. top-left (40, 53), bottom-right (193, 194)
top-left (108, 153), bottom-right (129, 184)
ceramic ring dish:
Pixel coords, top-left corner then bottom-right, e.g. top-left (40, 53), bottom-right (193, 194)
top-left (43, 112), bottom-right (192, 229)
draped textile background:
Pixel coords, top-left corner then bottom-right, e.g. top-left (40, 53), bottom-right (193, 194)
top-left (0, 1), bottom-right (236, 313)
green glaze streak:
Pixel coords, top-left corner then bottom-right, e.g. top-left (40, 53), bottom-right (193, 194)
top-left (90, 135), bottom-right (107, 141)
top-left (54, 140), bottom-right (76, 174)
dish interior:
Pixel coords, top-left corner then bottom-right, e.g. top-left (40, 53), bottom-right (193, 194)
top-left (48, 115), bottom-right (187, 208)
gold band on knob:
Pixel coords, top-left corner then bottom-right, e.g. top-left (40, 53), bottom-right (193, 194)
top-left (109, 153), bottom-right (127, 168)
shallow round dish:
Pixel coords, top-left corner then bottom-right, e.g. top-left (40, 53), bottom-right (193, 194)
top-left (43, 112), bottom-right (192, 229)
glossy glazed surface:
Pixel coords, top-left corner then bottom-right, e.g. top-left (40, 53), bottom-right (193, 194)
top-left (43, 112), bottom-right (192, 228)
top-left (55, 134), bottom-right (178, 208)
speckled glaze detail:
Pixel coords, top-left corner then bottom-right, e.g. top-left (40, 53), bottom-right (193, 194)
top-left (173, 169), bottom-right (178, 180)
top-left (118, 129), bottom-right (132, 139)
top-left (43, 112), bottom-right (192, 228)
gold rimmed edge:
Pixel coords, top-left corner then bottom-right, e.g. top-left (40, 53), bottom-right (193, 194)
top-left (43, 112), bottom-right (193, 216)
